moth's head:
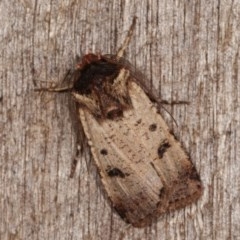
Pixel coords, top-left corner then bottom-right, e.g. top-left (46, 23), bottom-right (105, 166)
top-left (71, 54), bottom-right (131, 120)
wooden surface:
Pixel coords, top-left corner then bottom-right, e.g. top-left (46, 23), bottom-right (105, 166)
top-left (1, 0), bottom-right (239, 239)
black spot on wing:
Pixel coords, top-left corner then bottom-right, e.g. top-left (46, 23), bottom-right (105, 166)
top-left (158, 140), bottom-right (171, 158)
top-left (100, 148), bottom-right (108, 155)
top-left (106, 108), bottom-right (123, 119)
top-left (106, 167), bottom-right (126, 178)
top-left (149, 123), bottom-right (157, 131)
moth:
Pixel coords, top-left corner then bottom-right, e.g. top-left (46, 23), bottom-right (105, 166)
top-left (38, 17), bottom-right (203, 227)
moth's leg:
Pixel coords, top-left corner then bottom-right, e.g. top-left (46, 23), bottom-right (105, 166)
top-left (160, 100), bottom-right (190, 105)
top-left (34, 69), bottom-right (74, 92)
top-left (34, 86), bottom-right (72, 92)
top-left (69, 144), bottom-right (82, 178)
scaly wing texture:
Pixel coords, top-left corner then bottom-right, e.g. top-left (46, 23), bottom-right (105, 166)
top-left (79, 81), bottom-right (202, 227)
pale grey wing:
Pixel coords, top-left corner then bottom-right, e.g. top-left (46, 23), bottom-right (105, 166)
top-left (79, 81), bottom-right (202, 227)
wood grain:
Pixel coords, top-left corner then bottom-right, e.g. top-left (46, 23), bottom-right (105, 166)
top-left (1, 0), bottom-right (239, 239)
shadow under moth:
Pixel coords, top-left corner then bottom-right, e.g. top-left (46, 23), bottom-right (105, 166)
top-left (38, 17), bottom-right (203, 227)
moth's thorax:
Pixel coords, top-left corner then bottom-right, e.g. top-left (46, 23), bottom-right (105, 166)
top-left (72, 54), bottom-right (131, 119)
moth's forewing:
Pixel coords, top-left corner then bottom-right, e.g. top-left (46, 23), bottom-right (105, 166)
top-left (72, 55), bottom-right (203, 227)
